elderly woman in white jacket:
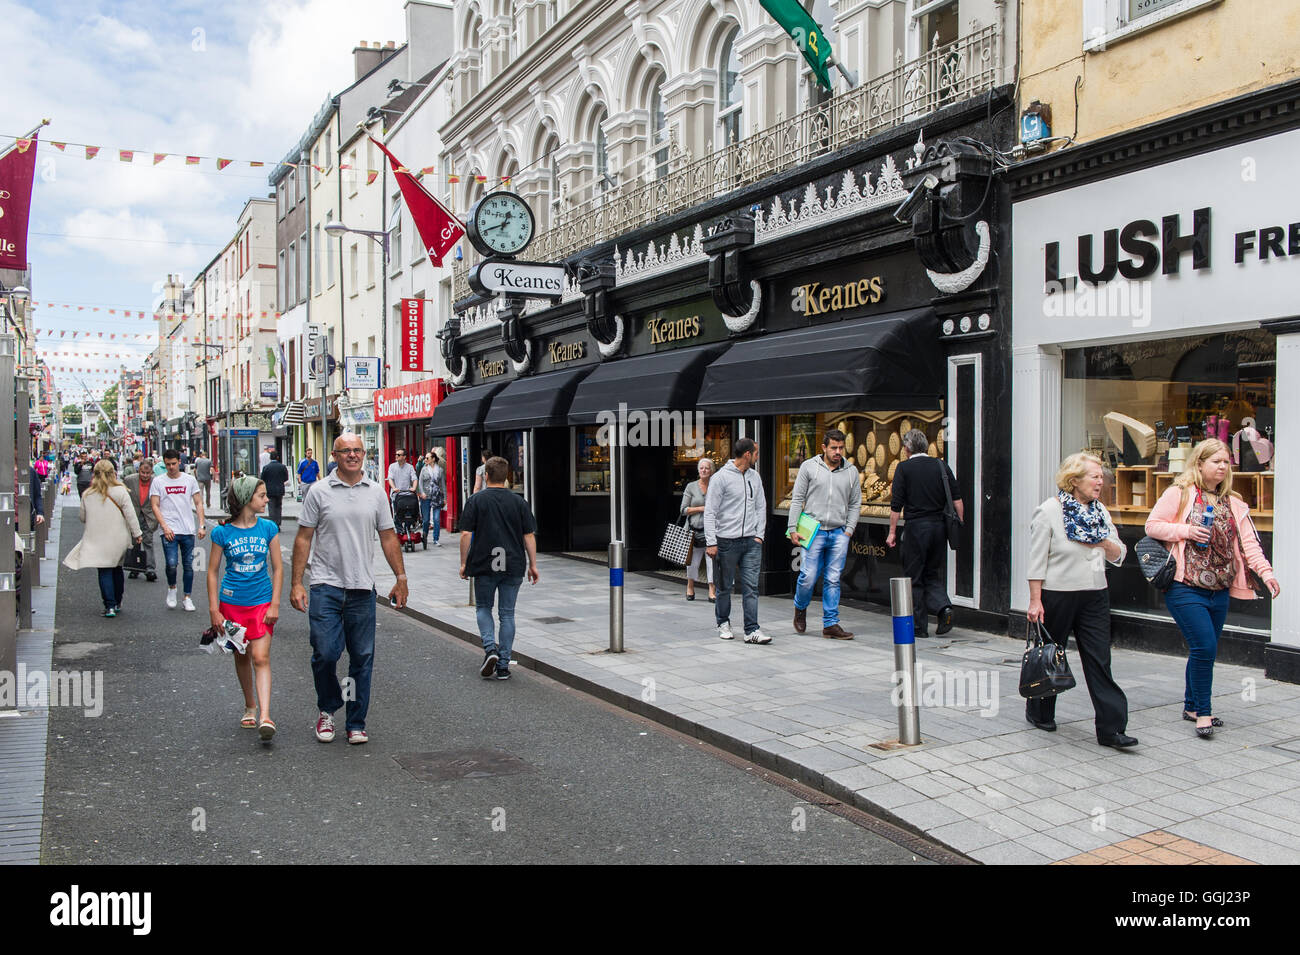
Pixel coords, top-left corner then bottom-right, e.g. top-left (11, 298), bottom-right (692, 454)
top-left (1025, 452), bottom-right (1136, 749)
top-left (64, 459), bottom-right (142, 618)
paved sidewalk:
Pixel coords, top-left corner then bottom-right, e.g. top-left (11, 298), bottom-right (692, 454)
top-left (380, 541), bottom-right (1300, 865)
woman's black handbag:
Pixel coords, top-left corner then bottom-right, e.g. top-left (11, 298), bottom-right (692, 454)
top-left (1019, 621), bottom-right (1077, 699)
top-left (1136, 536), bottom-right (1176, 590)
top-left (123, 544), bottom-right (149, 572)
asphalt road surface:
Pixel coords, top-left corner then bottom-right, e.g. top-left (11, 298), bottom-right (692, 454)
top-left (42, 512), bottom-right (940, 864)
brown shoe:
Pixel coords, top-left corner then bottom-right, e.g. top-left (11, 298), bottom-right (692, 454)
top-left (793, 607), bottom-right (807, 634)
top-left (822, 625), bottom-right (854, 640)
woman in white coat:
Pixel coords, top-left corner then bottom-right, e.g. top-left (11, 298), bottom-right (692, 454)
top-left (64, 459), bottom-right (142, 618)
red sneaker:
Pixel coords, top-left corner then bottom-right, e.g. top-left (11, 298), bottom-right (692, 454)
top-left (314, 712), bottom-right (336, 743)
top-left (347, 729), bottom-right (369, 745)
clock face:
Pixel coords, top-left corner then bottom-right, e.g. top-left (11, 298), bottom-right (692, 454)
top-left (469, 192), bottom-right (535, 257)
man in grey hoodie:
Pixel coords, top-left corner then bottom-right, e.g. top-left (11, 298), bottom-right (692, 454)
top-left (788, 428), bottom-right (860, 639)
top-left (704, 438), bottom-right (770, 644)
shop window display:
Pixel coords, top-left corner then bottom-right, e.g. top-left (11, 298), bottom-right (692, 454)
top-left (573, 425), bottom-right (610, 494)
top-left (774, 410), bottom-right (946, 519)
top-left (501, 430), bottom-right (525, 493)
top-left (1063, 330), bottom-right (1274, 630)
top-left (670, 424), bottom-right (732, 493)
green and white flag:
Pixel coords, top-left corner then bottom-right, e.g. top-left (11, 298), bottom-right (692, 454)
top-left (759, 0), bottom-right (834, 90)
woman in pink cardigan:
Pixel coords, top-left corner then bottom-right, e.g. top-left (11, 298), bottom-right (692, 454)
top-left (1145, 439), bottom-right (1280, 739)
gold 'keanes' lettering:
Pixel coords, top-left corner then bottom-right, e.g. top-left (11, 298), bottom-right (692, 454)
top-left (548, 340), bottom-right (586, 364)
top-left (477, 358), bottom-right (506, 378)
top-left (647, 315), bottom-right (702, 345)
top-left (796, 276), bottom-right (886, 317)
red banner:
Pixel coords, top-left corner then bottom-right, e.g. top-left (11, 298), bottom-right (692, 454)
top-left (373, 378), bottom-right (441, 422)
top-left (369, 136), bottom-right (465, 267)
top-left (402, 297), bottom-right (425, 371)
top-left (0, 127), bottom-right (41, 270)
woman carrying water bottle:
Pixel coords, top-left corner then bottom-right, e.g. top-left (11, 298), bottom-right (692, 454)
top-left (1145, 439), bottom-right (1279, 739)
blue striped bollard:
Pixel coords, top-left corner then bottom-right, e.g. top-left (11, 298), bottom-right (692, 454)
top-left (890, 577), bottom-right (921, 745)
top-left (609, 539), bottom-right (625, 652)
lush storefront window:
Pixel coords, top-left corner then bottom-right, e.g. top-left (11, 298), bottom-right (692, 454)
top-left (1063, 330), bottom-right (1275, 629)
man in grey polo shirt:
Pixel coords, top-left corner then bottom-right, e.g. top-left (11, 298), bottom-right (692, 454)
top-left (290, 431), bottom-right (409, 745)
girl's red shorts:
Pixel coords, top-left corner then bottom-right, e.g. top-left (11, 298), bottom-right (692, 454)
top-left (218, 602), bottom-right (275, 641)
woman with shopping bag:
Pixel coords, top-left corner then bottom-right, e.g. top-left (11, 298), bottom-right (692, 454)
top-left (1025, 452), bottom-right (1136, 748)
top-left (63, 459), bottom-right (143, 618)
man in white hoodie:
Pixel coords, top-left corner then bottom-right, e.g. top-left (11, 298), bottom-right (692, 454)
top-left (704, 438), bottom-right (769, 644)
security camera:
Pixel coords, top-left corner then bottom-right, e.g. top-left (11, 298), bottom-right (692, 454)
top-left (893, 174), bottom-right (939, 224)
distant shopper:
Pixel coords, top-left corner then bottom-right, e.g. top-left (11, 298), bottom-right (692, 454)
top-left (259, 447), bottom-right (272, 473)
top-left (207, 476), bottom-right (282, 741)
top-left (1145, 439), bottom-right (1279, 739)
top-left (297, 447), bottom-right (320, 493)
top-left (472, 449), bottom-right (490, 494)
top-left (260, 450), bottom-right (290, 528)
top-left (887, 430), bottom-right (963, 637)
top-left (75, 454), bottom-right (93, 497)
top-left (679, 457), bottom-right (716, 602)
top-left (194, 453), bottom-right (214, 507)
top-left (789, 429), bottom-right (860, 639)
top-left (459, 456), bottom-right (539, 680)
top-left (1027, 452), bottom-right (1135, 748)
top-left (704, 438), bottom-right (769, 644)
top-left (150, 448), bottom-right (206, 612)
top-left (417, 450), bottom-right (446, 546)
top-left (290, 432), bottom-right (409, 745)
top-left (63, 460), bottom-right (142, 618)
top-left (386, 449), bottom-right (418, 503)
top-left (122, 457), bottom-right (160, 581)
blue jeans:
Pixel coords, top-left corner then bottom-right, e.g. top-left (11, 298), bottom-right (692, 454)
top-left (793, 527), bottom-right (850, 627)
top-left (419, 499), bottom-right (442, 542)
top-left (475, 575), bottom-right (523, 666)
top-left (1165, 582), bottom-right (1230, 717)
top-left (161, 533), bottom-right (195, 594)
top-left (308, 585), bottom-right (377, 731)
top-left (714, 537), bottom-right (762, 635)
top-left (97, 566), bottom-right (124, 610)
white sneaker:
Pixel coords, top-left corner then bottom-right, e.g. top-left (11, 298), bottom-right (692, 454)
top-left (744, 628), bottom-right (772, 645)
top-left (182, 596), bottom-right (196, 612)
top-left (166, 589), bottom-right (177, 609)
top-left (718, 622), bottom-right (733, 640)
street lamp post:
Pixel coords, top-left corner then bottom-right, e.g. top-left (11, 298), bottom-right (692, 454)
top-left (195, 343), bottom-right (230, 494)
top-left (324, 220), bottom-right (390, 430)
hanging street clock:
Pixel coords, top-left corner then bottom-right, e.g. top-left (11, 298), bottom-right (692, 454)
top-left (466, 191), bottom-right (536, 258)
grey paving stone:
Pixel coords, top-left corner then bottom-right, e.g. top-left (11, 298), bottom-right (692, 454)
top-left (1169, 816), bottom-right (1300, 865)
top-left (927, 818), bottom-right (1006, 852)
top-left (892, 800), bottom-right (968, 831)
top-left (853, 782), bottom-right (929, 811)
top-left (968, 841), bottom-right (1055, 865)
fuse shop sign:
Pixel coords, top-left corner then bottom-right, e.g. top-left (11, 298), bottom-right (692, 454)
top-left (374, 378), bottom-right (441, 422)
top-left (402, 297), bottom-right (426, 371)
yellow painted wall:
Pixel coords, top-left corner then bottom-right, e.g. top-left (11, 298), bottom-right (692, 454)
top-left (1020, 0), bottom-right (1300, 147)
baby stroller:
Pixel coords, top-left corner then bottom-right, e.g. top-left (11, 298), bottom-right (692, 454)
top-left (392, 490), bottom-right (423, 552)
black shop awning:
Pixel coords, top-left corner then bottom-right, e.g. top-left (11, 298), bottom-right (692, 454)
top-left (567, 342), bottom-right (734, 425)
top-left (425, 382), bottom-right (508, 437)
top-left (696, 309), bottom-right (943, 415)
top-left (481, 365), bottom-right (596, 431)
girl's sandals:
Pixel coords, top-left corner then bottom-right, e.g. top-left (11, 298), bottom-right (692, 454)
top-left (1183, 711), bottom-right (1224, 727)
top-left (241, 707), bottom-right (257, 729)
top-left (258, 718), bottom-right (276, 741)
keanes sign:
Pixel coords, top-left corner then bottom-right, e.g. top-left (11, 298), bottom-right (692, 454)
top-left (547, 339), bottom-right (586, 364)
top-left (792, 275), bottom-right (885, 317)
top-left (468, 258), bottom-right (566, 298)
top-left (647, 315), bottom-right (700, 345)
top-left (477, 358), bottom-right (507, 379)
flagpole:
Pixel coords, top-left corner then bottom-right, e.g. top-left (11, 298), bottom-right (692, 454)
top-left (828, 57), bottom-right (858, 89)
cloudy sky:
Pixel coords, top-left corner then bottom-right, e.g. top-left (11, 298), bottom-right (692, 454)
top-left (1, 0), bottom-right (408, 401)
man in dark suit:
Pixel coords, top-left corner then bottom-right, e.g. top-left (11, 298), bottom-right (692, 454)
top-left (122, 457), bottom-right (160, 581)
top-left (260, 450), bottom-right (291, 528)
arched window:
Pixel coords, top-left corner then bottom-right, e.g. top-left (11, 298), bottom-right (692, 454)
top-left (649, 73), bottom-right (668, 179)
top-left (595, 112), bottom-right (609, 192)
top-left (543, 134), bottom-right (561, 224)
top-left (718, 27), bottom-right (742, 147)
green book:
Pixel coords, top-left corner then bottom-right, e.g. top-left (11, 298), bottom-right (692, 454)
top-left (795, 512), bottom-right (821, 549)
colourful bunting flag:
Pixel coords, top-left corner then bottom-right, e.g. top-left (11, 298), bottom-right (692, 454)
top-left (216, 158), bottom-right (232, 170)
top-left (366, 170), bottom-right (378, 185)
top-left (52, 142), bottom-right (66, 151)
top-left (119, 150), bottom-right (134, 162)
top-left (16, 138), bottom-right (33, 152)
top-left (85, 146), bottom-right (100, 159)
top-left (153, 153), bottom-right (167, 165)
top-left (186, 156), bottom-right (200, 165)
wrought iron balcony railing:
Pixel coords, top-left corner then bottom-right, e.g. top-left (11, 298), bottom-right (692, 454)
top-left (455, 23), bottom-right (1001, 302)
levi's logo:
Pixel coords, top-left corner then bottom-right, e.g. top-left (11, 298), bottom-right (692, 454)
top-left (165, 486), bottom-right (187, 494)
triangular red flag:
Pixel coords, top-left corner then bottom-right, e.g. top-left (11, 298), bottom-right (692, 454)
top-left (217, 158), bottom-right (232, 171)
top-left (153, 153), bottom-right (167, 165)
top-left (52, 142), bottom-right (66, 151)
top-left (119, 150), bottom-right (134, 163)
top-left (85, 146), bottom-right (100, 159)
top-left (186, 156), bottom-right (200, 166)
top-left (369, 136), bottom-right (465, 268)
top-left (366, 170), bottom-right (378, 185)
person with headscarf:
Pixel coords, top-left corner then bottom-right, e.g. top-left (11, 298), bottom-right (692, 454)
top-left (207, 475), bottom-right (283, 741)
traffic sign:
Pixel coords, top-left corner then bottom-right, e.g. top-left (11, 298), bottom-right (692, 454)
top-left (310, 354), bottom-right (337, 377)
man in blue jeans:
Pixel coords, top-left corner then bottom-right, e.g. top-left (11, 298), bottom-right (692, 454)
top-left (290, 432), bottom-right (409, 745)
top-left (150, 449), bottom-right (206, 611)
top-left (704, 438), bottom-right (769, 644)
top-left (788, 428), bottom-right (860, 639)
top-left (459, 456), bottom-right (539, 679)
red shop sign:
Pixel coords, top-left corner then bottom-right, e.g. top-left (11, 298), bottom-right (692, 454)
top-left (374, 378), bottom-right (442, 422)
top-left (402, 297), bottom-right (425, 372)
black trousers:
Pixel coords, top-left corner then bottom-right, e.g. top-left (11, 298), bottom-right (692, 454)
top-left (901, 518), bottom-right (951, 635)
top-left (267, 495), bottom-right (283, 528)
top-left (1026, 588), bottom-right (1129, 738)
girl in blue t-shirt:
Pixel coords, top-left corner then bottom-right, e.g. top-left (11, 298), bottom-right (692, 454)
top-left (206, 476), bottom-right (283, 740)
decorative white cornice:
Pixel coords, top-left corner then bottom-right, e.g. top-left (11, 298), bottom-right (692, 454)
top-left (754, 156), bottom-right (908, 244)
top-left (614, 223), bottom-right (706, 285)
